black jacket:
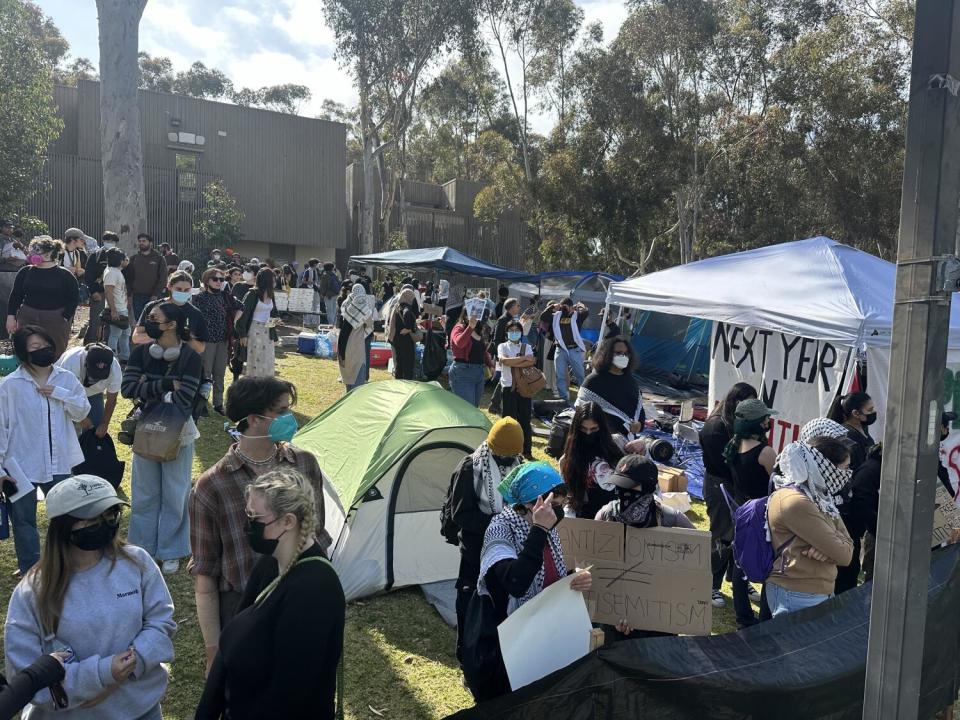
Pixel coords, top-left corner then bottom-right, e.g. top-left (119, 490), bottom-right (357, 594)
top-left (84, 247), bottom-right (109, 294)
top-left (451, 456), bottom-right (494, 572)
top-left (0, 655), bottom-right (64, 720)
top-left (849, 456), bottom-right (881, 538)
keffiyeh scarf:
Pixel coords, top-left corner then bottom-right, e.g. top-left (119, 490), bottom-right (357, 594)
top-left (471, 442), bottom-right (520, 516)
top-left (341, 283), bottom-right (376, 330)
top-left (477, 507), bottom-right (567, 616)
top-left (576, 386), bottom-right (643, 438)
top-left (772, 442), bottom-right (843, 518)
top-left (798, 417), bottom-right (848, 443)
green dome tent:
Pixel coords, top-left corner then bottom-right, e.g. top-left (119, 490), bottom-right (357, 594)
top-left (295, 380), bottom-right (491, 600)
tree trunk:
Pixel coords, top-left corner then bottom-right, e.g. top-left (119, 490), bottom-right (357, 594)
top-left (359, 87), bottom-right (378, 255)
top-left (96, 0), bottom-right (148, 255)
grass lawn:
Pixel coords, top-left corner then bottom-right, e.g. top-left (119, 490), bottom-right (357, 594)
top-left (0, 346), bottom-right (753, 719)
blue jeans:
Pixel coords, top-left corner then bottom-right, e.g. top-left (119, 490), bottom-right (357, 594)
top-left (9, 475), bottom-right (67, 575)
top-left (324, 296), bottom-right (338, 326)
top-left (107, 317), bottom-right (131, 361)
top-left (766, 581), bottom-right (830, 617)
top-left (87, 392), bottom-right (104, 426)
top-left (554, 346), bottom-right (585, 401)
top-left (129, 442), bottom-right (194, 561)
top-left (132, 295), bottom-right (153, 325)
top-left (449, 362), bottom-right (485, 407)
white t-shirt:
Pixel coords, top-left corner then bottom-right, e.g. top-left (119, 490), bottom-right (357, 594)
top-left (253, 299), bottom-right (274, 323)
top-left (102, 266), bottom-right (128, 317)
top-left (56, 346), bottom-right (123, 397)
top-left (498, 341), bottom-right (534, 388)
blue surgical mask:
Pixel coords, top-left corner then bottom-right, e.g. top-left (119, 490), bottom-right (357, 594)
top-left (253, 412), bottom-right (298, 443)
top-left (171, 289), bottom-right (192, 304)
top-left (507, 331), bottom-right (522, 342)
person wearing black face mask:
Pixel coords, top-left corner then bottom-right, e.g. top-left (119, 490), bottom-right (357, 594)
top-left (4, 475), bottom-right (176, 720)
top-left (559, 402), bottom-right (625, 520)
top-left (0, 326), bottom-right (90, 577)
top-left (448, 419), bottom-right (525, 665)
top-left (827, 392), bottom-right (877, 472)
top-left (197, 469), bottom-right (345, 720)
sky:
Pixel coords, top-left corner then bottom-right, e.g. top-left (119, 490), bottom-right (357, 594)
top-left (35, 0), bottom-right (629, 134)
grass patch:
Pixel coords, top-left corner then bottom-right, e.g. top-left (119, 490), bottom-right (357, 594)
top-left (0, 345), bottom-right (755, 719)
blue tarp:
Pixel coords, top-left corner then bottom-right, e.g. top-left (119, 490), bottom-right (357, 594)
top-left (628, 311), bottom-right (711, 381)
top-left (348, 247), bottom-right (532, 281)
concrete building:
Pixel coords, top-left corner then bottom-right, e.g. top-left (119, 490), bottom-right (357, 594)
top-left (29, 80), bottom-right (348, 266)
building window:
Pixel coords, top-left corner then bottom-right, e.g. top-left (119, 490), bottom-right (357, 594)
top-left (176, 152), bottom-right (198, 203)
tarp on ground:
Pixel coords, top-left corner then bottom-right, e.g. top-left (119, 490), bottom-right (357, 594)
top-left (605, 236), bottom-right (960, 348)
top-left (447, 542), bottom-right (960, 720)
top-left (349, 247), bottom-right (531, 282)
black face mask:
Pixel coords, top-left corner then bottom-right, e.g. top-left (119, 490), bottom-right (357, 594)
top-left (863, 411), bottom-right (878, 426)
top-left (70, 520), bottom-right (119, 551)
top-left (28, 347), bottom-right (56, 367)
top-left (580, 432), bottom-right (601, 446)
top-left (247, 519), bottom-right (286, 555)
top-left (143, 320), bottom-right (164, 340)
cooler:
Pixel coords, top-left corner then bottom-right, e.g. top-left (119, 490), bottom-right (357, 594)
top-left (369, 342), bottom-right (392, 367)
top-left (297, 332), bottom-right (317, 355)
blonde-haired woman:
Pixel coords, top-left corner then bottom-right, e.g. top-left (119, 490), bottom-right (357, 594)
top-left (4, 474), bottom-right (175, 719)
top-left (196, 469), bottom-right (345, 720)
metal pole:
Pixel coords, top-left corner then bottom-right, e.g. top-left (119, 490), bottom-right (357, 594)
top-left (864, 2), bottom-right (960, 718)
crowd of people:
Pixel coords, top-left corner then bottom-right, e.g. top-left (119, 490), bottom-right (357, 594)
top-left (0, 221), bottom-right (955, 717)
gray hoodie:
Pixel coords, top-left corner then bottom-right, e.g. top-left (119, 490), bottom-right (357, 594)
top-left (4, 545), bottom-right (176, 719)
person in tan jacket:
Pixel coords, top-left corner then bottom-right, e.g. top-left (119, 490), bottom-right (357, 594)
top-left (766, 436), bottom-right (854, 617)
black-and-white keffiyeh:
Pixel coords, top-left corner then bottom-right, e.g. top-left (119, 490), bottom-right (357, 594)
top-left (798, 417), bottom-right (848, 443)
top-left (477, 507), bottom-right (567, 616)
top-left (576, 386), bottom-right (643, 437)
top-left (472, 442), bottom-right (521, 516)
top-left (772, 442), bottom-right (843, 518)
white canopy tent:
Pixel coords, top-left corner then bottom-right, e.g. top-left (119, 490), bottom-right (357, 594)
top-left (604, 237), bottom-right (960, 439)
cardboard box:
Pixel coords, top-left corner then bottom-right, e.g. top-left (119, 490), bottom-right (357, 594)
top-left (558, 518), bottom-right (711, 635)
top-left (658, 465), bottom-right (688, 494)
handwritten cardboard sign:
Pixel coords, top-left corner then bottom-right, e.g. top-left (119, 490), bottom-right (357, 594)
top-left (932, 485), bottom-right (960, 547)
top-left (558, 517), bottom-right (711, 635)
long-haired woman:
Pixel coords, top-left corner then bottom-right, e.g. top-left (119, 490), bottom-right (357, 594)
top-left (121, 302), bottom-right (203, 576)
top-left (235, 269), bottom-right (280, 379)
top-left (827, 392), bottom-right (876, 471)
top-left (4, 474), bottom-right (175, 719)
top-left (0, 326), bottom-right (89, 576)
top-left (559, 401), bottom-right (625, 519)
top-left (197, 469), bottom-right (345, 720)
top-left (449, 306), bottom-right (493, 407)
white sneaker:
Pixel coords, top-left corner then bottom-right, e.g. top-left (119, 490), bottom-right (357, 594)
top-left (711, 590), bottom-right (726, 608)
top-left (161, 559), bottom-right (180, 576)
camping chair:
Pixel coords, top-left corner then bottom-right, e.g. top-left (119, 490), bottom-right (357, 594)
top-left (672, 400), bottom-right (700, 466)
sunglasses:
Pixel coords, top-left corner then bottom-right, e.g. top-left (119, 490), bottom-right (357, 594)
top-left (209, 277), bottom-right (225, 283)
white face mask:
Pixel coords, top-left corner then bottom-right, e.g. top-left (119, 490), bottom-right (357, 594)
top-left (612, 355), bottom-right (630, 370)
top-left (242, 272), bottom-right (254, 282)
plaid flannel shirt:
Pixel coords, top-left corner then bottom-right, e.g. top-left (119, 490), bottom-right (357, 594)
top-left (188, 442), bottom-right (333, 593)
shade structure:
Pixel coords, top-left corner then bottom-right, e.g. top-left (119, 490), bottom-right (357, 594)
top-left (349, 246), bottom-right (532, 281)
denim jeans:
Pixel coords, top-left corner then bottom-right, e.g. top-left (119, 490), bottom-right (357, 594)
top-left (449, 362), bottom-right (485, 407)
top-left (554, 346), bottom-right (585, 401)
top-left (9, 475), bottom-right (67, 575)
top-left (107, 317), bottom-right (131, 362)
top-left (129, 442), bottom-right (194, 561)
top-left (324, 296), bottom-right (338, 326)
top-left (87, 392), bottom-right (104, 426)
top-left (766, 581), bottom-right (830, 617)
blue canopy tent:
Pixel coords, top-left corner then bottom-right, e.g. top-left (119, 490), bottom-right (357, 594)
top-left (348, 247), bottom-right (532, 281)
top-left (626, 311), bottom-right (712, 382)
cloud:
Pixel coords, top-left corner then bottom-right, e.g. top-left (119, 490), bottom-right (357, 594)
top-left (228, 50), bottom-right (357, 114)
top-left (270, 0), bottom-right (336, 50)
top-left (579, 0), bottom-right (630, 41)
top-left (140, 1), bottom-right (231, 64)
top-left (222, 6), bottom-right (260, 27)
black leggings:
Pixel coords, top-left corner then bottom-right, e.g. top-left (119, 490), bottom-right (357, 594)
top-left (392, 343), bottom-right (416, 380)
top-left (502, 386), bottom-right (532, 455)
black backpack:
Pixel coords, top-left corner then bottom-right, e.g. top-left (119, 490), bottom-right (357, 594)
top-left (72, 429), bottom-right (125, 489)
top-left (546, 408), bottom-right (576, 459)
top-left (440, 458), bottom-right (467, 546)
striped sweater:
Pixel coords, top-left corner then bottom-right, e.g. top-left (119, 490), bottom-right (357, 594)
top-left (120, 342), bottom-right (203, 415)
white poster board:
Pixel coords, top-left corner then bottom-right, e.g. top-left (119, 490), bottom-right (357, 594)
top-left (709, 322), bottom-right (856, 452)
top-left (498, 573), bottom-right (593, 690)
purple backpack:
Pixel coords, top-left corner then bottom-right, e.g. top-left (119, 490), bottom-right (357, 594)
top-left (725, 490), bottom-right (795, 583)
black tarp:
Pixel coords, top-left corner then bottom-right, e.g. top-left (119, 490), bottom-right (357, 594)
top-left (447, 543), bottom-right (960, 720)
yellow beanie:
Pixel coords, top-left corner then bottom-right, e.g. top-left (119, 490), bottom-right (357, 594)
top-left (487, 417), bottom-right (524, 456)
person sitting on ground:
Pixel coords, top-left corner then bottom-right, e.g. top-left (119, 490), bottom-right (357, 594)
top-left (827, 392), bottom-right (876, 471)
top-left (4, 475), bottom-right (175, 719)
top-left (560, 402), bottom-right (625, 520)
top-left (196, 469), bottom-right (345, 720)
top-left (765, 437), bottom-right (855, 616)
top-left (190, 377), bottom-right (331, 676)
top-left (576, 337), bottom-right (645, 437)
top-left (450, 418), bottom-right (525, 662)
top-left (133, 270), bottom-right (208, 355)
top-left (469, 462), bottom-right (592, 701)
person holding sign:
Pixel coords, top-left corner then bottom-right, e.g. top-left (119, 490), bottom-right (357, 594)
top-left (450, 302), bottom-right (494, 407)
top-left (766, 438), bottom-right (854, 616)
top-left (472, 462), bottom-right (592, 700)
top-left (826, 392), bottom-right (876, 471)
top-left (560, 402), bottom-right (625, 520)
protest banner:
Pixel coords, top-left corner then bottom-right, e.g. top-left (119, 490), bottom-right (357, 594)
top-left (558, 517), bottom-right (711, 635)
top-left (932, 485), bottom-right (960, 548)
top-left (709, 323), bottom-right (856, 452)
